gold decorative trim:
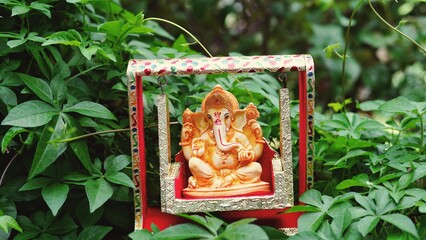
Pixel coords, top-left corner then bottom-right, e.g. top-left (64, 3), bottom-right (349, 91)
top-left (157, 83), bottom-right (294, 213)
top-left (280, 88), bottom-right (294, 205)
top-left (280, 228), bottom-right (298, 236)
top-left (157, 94), bottom-right (171, 212)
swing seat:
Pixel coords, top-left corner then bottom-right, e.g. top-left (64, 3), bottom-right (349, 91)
top-left (168, 141), bottom-right (288, 207)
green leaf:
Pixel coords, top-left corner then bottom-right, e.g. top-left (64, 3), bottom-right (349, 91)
top-left (128, 229), bottom-right (153, 240)
top-left (0, 197), bottom-right (17, 218)
top-left (335, 150), bottom-right (370, 166)
top-left (177, 214), bottom-right (216, 235)
top-left (63, 114), bottom-right (93, 172)
top-left (105, 172), bottom-right (134, 188)
top-left (414, 165), bottom-right (426, 181)
top-left (379, 96), bottom-right (416, 114)
top-left (204, 215), bottom-right (225, 236)
top-left (46, 214), bottom-right (77, 235)
top-left (66, 0), bottom-right (89, 3)
top-left (85, 178), bottom-right (113, 213)
top-left (289, 231), bottom-right (321, 240)
top-left (342, 223), bottom-right (362, 240)
top-left (19, 177), bottom-right (53, 191)
top-left (355, 120), bottom-right (384, 131)
top-left (11, 5), bottom-right (30, 16)
top-left (375, 188), bottom-right (395, 215)
top-left (1, 100), bottom-right (57, 127)
top-left (419, 202), bottom-right (426, 213)
top-left (299, 189), bottom-right (323, 208)
top-left (14, 231), bottom-right (40, 240)
top-left (42, 30), bottom-right (82, 47)
top-left (323, 42), bottom-right (341, 58)
top-left (75, 200), bottom-right (103, 229)
top-left (172, 34), bottom-right (190, 52)
top-left (219, 223), bottom-right (269, 240)
top-left (0, 215), bottom-right (22, 233)
top-left (28, 116), bottom-right (67, 179)
top-left (7, 39), bottom-right (27, 48)
top-left (27, 32), bottom-right (45, 43)
top-left (380, 214), bottom-right (418, 238)
top-left (317, 221), bottom-right (335, 239)
top-left (358, 100), bottom-right (386, 111)
top-left (41, 183), bottom-right (69, 216)
top-left (0, 86), bottom-right (17, 106)
top-left (50, 74), bottom-right (67, 107)
top-left (63, 171), bottom-right (91, 183)
top-left (356, 216), bottom-right (379, 237)
top-left (411, 101), bottom-right (426, 115)
top-left (284, 205), bottom-right (321, 213)
top-left (151, 223), bottom-right (160, 233)
top-left (104, 155), bottom-right (131, 173)
top-left (63, 101), bottom-right (116, 120)
top-left (99, 20), bottom-right (124, 37)
top-left (93, 158), bottom-right (102, 175)
top-left (398, 173), bottom-right (414, 190)
top-left (1, 126), bottom-right (29, 153)
top-left (14, 215), bottom-right (40, 236)
top-left (261, 226), bottom-right (288, 239)
top-left (26, 44), bottom-right (51, 78)
top-left (97, 43), bottom-right (116, 62)
top-left (376, 173), bottom-right (402, 184)
top-left (153, 223), bottom-right (214, 240)
top-left (76, 225), bottom-right (112, 240)
top-left (17, 73), bottom-right (54, 105)
top-left (298, 212), bottom-right (325, 232)
top-left (79, 45), bottom-right (99, 60)
top-left (144, 20), bottom-right (175, 40)
top-left (29, 1), bottom-right (52, 18)
top-left (327, 202), bottom-right (353, 219)
top-left (225, 218), bottom-right (257, 231)
top-left (331, 209), bottom-right (352, 237)
top-left (336, 179), bottom-right (369, 190)
top-left (354, 194), bottom-right (375, 213)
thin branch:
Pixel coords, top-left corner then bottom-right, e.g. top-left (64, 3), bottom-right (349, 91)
top-left (341, 0), bottom-right (363, 105)
top-left (54, 128), bottom-right (130, 143)
top-left (367, 0), bottom-right (426, 55)
top-left (144, 17), bottom-right (213, 58)
top-left (0, 153), bottom-right (18, 187)
top-left (66, 64), bottom-right (105, 83)
top-left (144, 17), bottom-right (254, 101)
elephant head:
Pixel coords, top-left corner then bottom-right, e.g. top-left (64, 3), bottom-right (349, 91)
top-left (201, 85), bottom-right (245, 152)
top-left (180, 85), bottom-right (264, 161)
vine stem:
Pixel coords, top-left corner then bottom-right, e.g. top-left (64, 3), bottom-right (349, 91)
top-left (144, 17), bottom-right (213, 58)
top-left (54, 128), bottom-right (130, 143)
top-left (65, 64), bottom-right (105, 83)
top-left (0, 153), bottom-right (18, 187)
top-left (143, 17), bottom-right (254, 101)
top-left (341, 0), bottom-right (363, 105)
top-left (367, 0), bottom-right (426, 55)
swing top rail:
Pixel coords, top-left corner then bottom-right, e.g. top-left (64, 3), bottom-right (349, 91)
top-left (127, 55), bottom-right (312, 77)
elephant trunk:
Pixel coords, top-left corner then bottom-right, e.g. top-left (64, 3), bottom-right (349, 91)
top-left (213, 124), bottom-right (241, 152)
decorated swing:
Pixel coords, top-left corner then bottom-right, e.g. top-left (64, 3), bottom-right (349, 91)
top-left (126, 55), bottom-right (315, 234)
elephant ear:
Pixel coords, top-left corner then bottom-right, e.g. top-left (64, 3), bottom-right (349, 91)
top-left (232, 109), bottom-right (247, 132)
top-left (191, 111), bottom-right (209, 133)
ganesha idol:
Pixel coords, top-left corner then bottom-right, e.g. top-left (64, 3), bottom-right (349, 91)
top-left (179, 85), bottom-right (270, 198)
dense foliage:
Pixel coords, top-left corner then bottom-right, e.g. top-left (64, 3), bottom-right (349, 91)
top-left (0, 0), bottom-right (425, 239)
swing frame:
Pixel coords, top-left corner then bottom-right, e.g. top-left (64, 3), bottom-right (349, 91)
top-left (126, 55), bottom-right (315, 233)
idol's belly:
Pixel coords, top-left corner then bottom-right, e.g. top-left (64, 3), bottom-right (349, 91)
top-left (211, 151), bottom-right (238, 169)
